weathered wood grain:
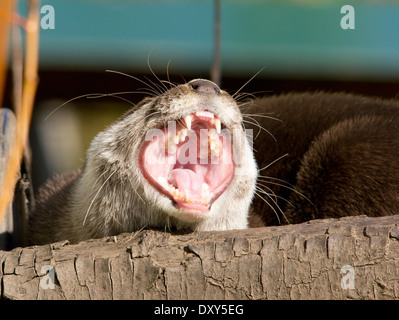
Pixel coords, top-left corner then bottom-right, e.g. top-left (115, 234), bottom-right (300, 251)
top-left (1, 214), bottom-right (399, 300)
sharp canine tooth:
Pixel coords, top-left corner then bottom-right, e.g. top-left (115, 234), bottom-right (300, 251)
top-left (179, 128), bottom-right (188, 142)
top-left (174, 134), bottom-right (180, 144)
top-left (215, 119), bottom-right (221, 134)
top-left (210, 141), bottom-right (216, 150)
top-left (165, 132), bottom-right (179, 154)
top-left (184, 115), bottom-right (192, 130)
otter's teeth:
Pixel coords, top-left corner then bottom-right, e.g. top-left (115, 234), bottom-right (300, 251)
top-left (209, 128), bottom-right (218, 138)
top-left (201, 183), bottom-right (209, 201)
top-left (195, 111), bottom-right (214, 119)
top-left (164, 132), bottom-right (179, 154)
top-left (184, 190), bottom-right (190, 202)
top-left (201, 183), bottom-right (213, 204)
top-left (215, 119), bottom-right (221, 134)
top-left (158, 177), bottom-right (183, 199)
top-left (158, 177), bottom-right (212, 206)
top-left (179, 128), bottom-right (188, 142)
top-left (184, 115), bottom-right (193, 130)
top-left (211, 143), bottom-right (221, 158)
top-left (158, 177), bottom-right (169, 189)
top-left (173, 134), bottom-right (180, 145)
top-left (208, 128), bottom-right (222, 158)
top-left (172, 188), bottom-right (182, 199)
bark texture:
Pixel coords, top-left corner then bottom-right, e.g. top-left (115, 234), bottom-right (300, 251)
top-left (1, 215), bottom-right (399, 300)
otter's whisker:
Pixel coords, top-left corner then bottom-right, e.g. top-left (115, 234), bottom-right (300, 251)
top-left (160, 80), bottom-right (183, 94)
top-left (256, 189), bottom-right (290, 224)
top-left (138, 110), bottom-right (162, 126)
top-left (163, 60), bottom-right (184, 93)
top-left (146, 49), bottom-right (169, 93)
top-left (235, 90), bottom-right (274, 102)
top-left (44, 93), bottom-right (105, 121)
top-left (231, 67), bottom-right (265, 100)
top-left (255, 182), bottom-right (278, 203)
top-left (257, 175), bottom-right (296, 187)
top-left (87, 93), bottom-right (138, 107)
top-left (258, 153), bottom-right (288, 171)
top-left (243, 113), bottom-right (283, 123)
top-left (254, 189), bottom-right (283, 224)
top-left (166, 59), bottom-right (172, 89)
top-left (256, 182), bottom-right (294, 207)
top-left (110, 195), bottom-right (124, 228)
top-left (103, 90), bottom-right (158, 98)
top-left (238, 102), bottom-right (255, 113)
top-left (242, 118), bottom-right (277, 142)
top-left (92, 170), bottom-right (107, 190)
top-left (257, 177), bottom-right (313, 206)
top-left (255, 186), bottom-right (290, 223)
top-left (144, 76), bottom-right (166, 95)
top-left (126, 175), bottom-right (146, 205)
top-left (83, 170), bottom-right (117, 226)
top-left (234, 90), bottom-right (274, 104)
top-left (234, 93), bottom-right (258, 102)
top-left (106, 70), bottom-right (162, 96)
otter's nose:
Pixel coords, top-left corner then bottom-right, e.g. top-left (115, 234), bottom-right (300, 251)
top-left (188, 79), bottom-right (221, 94)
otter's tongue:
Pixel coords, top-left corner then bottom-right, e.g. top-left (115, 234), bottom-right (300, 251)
top-left (169, 169), bottom-right (203, 198)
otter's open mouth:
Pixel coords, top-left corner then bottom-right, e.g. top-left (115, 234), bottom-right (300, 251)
top-left (139, 110), bottom-right (235, 213)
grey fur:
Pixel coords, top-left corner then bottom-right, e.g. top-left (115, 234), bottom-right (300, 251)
top-left (28, 80), bottom-right (257, 245)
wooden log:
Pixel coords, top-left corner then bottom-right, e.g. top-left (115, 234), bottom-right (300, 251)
top-left (1, 214), bottom-right (399, 300)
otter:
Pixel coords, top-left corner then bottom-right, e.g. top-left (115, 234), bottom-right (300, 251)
top-left (247, 91), bottom-right (399, 227)
top-left (27, 80), bottom-right (399, 245)
top-left (28, 79), bottom-right (258, 245)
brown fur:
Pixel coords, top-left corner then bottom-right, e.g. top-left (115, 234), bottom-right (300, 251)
top-left (247, 92), bottom-right (399, 227)
top-left (28, 170), bottom-right (81, 244)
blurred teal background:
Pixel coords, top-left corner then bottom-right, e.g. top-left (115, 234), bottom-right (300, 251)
top-left (34, 0), bottom-right (399, 80)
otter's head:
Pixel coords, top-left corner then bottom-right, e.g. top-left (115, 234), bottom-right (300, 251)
top-left (84, 79), bottom-right (257, 232)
